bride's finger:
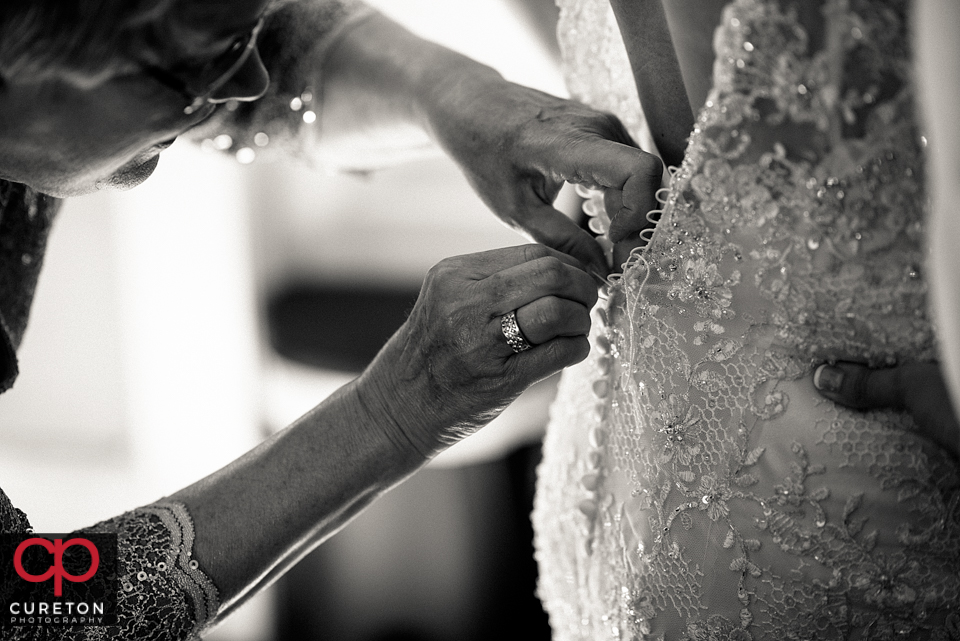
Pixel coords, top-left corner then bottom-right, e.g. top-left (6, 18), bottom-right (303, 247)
top-left (514, 296), bottom-right (592, 346)
top-left (813, 361), bottom-right (960, 456)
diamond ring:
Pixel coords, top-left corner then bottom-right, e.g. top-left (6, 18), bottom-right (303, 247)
top-left (501, 310), bottom-right (532, 353)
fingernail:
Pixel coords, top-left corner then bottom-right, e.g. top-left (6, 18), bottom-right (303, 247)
top-left (813, 364), bottom-right (844, 393)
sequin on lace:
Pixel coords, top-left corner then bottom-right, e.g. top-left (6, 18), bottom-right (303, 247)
top-left (2, 500), bottom-right (219, 641)
top-left (534, 0), bottom-right (960, 639)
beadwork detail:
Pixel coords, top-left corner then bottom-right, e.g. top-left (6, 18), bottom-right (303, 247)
top-left (1, 500), bottom-right (219, 640)
top-left (501, 310), bottom-right (533, 353)
top-left (534, 0), bottom-right (960, 639)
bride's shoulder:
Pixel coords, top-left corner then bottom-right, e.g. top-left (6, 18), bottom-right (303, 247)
top-left (662, 0), bottom-right (828, 45)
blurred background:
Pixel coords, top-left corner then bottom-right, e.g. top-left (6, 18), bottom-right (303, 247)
top-left (0, 1), bottom-right (574, 639)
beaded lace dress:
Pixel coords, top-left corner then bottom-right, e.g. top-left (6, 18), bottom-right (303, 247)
top-left (533, 0), bottom-right (960, 638)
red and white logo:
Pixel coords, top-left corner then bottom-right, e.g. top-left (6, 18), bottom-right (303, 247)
top-left (13, 538), bottom-right (99, 597)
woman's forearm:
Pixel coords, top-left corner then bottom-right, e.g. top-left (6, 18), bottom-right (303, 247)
top-left (167, 379), bottom-right (423, 614)
top-left (165, 243), bottom-right (600, 622)
top-left (316, 10), bottom-right (504, 167)
top-left (186, 3), bottom-right (493, 167)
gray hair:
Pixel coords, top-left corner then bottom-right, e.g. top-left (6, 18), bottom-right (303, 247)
top-left (0, 0), bottom-right (175, 87)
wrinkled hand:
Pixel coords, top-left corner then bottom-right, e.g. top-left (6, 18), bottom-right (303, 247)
top-left (576, 184), bottom-right (664, 272)
top-left (423, 71), bottom-right (663, 277)
top-left (813, 361), bottom-right (960, 456)
top-left (356, 244), bottom-right (598, 460)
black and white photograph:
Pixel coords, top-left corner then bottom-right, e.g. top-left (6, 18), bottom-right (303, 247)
top-left (0, 0), bottom-right (958, 639)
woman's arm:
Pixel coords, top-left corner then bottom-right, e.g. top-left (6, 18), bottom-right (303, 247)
top-left (195, 1), bottom-right (663, 277)
top-left (321, 10), bottom-right (667, 276)
top-left (20, 245), bottom-right (594, 640)
top-left (170, 380), bottom-right (422, 619)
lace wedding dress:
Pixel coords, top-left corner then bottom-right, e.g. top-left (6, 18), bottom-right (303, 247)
top-left (533, 0), bottom-right (960, 638)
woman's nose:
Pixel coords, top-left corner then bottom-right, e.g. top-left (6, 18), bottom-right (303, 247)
top-left (209, 48), bottom-right (269, 104)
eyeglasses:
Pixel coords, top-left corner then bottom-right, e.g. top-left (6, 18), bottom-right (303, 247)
top-left (143, 16), bottom-right (265, 115)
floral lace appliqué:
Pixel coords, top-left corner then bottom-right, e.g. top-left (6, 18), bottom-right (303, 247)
top-left (534, 0), bottom-right (960, 639)
top-left (2, 498), bottom-right (220, 641)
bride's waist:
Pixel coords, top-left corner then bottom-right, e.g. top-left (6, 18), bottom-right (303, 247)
top-left (604, 323), bottom-right (945, 482)
top-left (602, 373), bottom-right (957, 549)
top-left (612, 355), bottom-right (915, 444)
top-left (609, 277), bottom-right (936, 366)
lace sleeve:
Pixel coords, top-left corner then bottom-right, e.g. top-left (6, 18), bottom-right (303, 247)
top-left (186, 0), bottom-right (376, 164)
top-left (6, 501), bottom-right (220, 641)
top-left (0, 487), bottom-right (31, 534)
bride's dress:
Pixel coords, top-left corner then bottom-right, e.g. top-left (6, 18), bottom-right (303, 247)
top-left (533, 0), bottom-right (960, 638)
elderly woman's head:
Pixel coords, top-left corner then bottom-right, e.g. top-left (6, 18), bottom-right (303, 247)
top-left (0, 0), bottom-right (173, 88)
top-left (0, 0), bottom-right (270, 197)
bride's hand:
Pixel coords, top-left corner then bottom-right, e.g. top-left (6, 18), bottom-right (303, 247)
top-left (422, 70), bottom-right (662, 278)
top-left (812, 361), bottom-right (960, 456)
top-left (357, 244), bottom-right (597, 460)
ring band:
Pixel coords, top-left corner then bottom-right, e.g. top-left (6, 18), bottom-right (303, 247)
top-left (501, 310), bottom-right (532, 353)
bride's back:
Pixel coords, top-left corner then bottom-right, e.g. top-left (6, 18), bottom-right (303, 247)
top-left (659, 0), bottom-right (825, 112)
top-left (536, 0), bottom-right (960, 638)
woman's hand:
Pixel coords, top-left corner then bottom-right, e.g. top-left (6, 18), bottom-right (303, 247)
top-left (357, 244), bottom-right (598, 460)
top-left (173, 245), bottom-right (597, 609)
top-left (421, 70), bottom-right (663, 278)
top-left (813, 361), bottom-right (960, 456)
top-left (319, 12), bottom-right (662, 276)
